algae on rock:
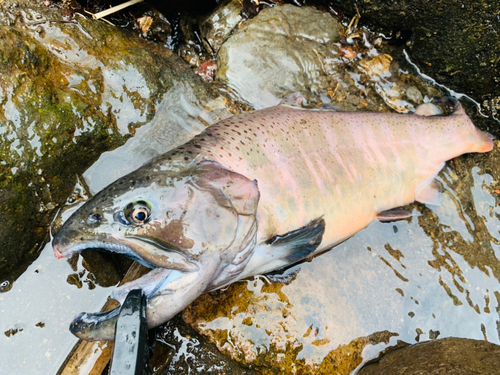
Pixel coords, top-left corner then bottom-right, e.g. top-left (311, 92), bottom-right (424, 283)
top-left (0, 5), bottom-right (237, 283)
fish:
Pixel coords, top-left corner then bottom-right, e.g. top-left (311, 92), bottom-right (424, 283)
top-left (52, 96), bottom-right (494, 341)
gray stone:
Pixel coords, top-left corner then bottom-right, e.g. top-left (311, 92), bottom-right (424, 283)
top-left (216, 4), bottom-right (342, 109)
top-left (199, 0), bottom-right (242, 55)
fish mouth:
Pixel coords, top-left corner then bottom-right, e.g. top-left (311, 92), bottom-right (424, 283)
top-left (53, 236), bottom-right (200, 272)
top-left (53, 236), bottom-right (202, 299)
top-left (59, 239), bottom-right (204, 341)
top-left (54, 240), bottom-right (146, 263)
top-left (53, 236), bottom-right (202, 304)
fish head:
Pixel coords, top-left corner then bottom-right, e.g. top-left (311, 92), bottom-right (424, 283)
top-left (53, 160), bottom-right (260, 269)
top-left (52, 159), bottom-right (260, 340)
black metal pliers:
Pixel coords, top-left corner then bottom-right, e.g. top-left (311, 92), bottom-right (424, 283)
top-left (109, 289), bottom-right (152, 375)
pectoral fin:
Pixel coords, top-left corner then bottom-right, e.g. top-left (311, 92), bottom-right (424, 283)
top-left (377, 209), bottom-right (413, 222)
top-left (238, 217), bottom-right (325, 279)
top-left (266, 217), bottom-right (326, 263)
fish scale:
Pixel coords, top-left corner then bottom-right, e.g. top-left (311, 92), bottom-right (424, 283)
top-left (159, 104), bottom-right (492, 253)
top-left (52, 100), bottom-right (493, 341)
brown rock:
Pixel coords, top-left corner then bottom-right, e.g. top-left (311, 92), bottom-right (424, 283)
top-left (358, 338), bottom-right (500, 375)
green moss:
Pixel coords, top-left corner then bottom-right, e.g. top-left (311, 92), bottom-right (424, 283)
top-left (0, 5), bottom-right (206, 282)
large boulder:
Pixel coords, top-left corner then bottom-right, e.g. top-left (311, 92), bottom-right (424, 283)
top-left (215, 4), bottom-right (441, 114)
top-left (0, 3), bottom-right (240, 284)
top-left (216, 4), bottom-right (343, 109)
top-left (358, 338), bottom-right (500, 375)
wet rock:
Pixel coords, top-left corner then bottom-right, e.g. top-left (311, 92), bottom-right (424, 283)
top-left (358, 338), bottom-right (500, 375)
top-left (177, 14), bottom-right (208, 67)
top-left (331, 0), bottom-right (500, 121)
top-left (151, 315), bottom-right (259, 375)
top-left (82, 78), bottom-right (246, 193)
top-left (0, 4), bottom-right (240, 283)
top-left (169, 0), bottom-right (242, 68)
top-left (216, 4), bottom-right (342, 109)
top-left (182, 275), bottom-right (398, 374)
top-left (199, 0), bottom-right (242, 56)
top-left (215, 4), bottom-right (440, 112)
top-left (130, 9), bottom-right (175, 48)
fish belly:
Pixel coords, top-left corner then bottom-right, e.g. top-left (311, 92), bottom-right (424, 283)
top-left (193, 105), bottom-right (493, 251)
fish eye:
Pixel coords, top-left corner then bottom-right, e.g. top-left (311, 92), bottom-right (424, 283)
top-left (123, 200), bottom-right (152, 226)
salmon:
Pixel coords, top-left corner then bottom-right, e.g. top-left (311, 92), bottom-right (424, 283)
top-left (52, 96), bottom-right (493, 341)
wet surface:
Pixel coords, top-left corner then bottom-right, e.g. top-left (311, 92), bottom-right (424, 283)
top-left (216, 4), bottom-right (442, 114)
top-left (150, 315), bottom-right (258, 374)
top-left (0, 242), bottom-right (114, 374)
top-left (358, 337), bottom-right (500, 374)
top-left (1, 1), bottom-right (499, 374)
top-left (332, 0), bottom-right (500, 122)
top-left (0, 4), bottom-right (182, 282)
top-left (0, 4), bottom-right (243, 371)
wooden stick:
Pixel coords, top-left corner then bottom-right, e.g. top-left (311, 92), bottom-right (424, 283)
top-left (57, 262), bottom-right (150, 375)
top-left (92, 0), bottom-right (144, 20)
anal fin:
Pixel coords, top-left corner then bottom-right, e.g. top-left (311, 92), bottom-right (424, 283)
top-left (377, 209), bottom-right (413, 222)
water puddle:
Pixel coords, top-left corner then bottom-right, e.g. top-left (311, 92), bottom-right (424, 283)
top-left (0, 242), bottom-right (114, 374)
top-left (1, 3), bottom-right (498, 374)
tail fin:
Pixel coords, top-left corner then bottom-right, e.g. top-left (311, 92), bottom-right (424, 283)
top-left (473, 128), bottom-right (495, 153)
top-left (448, 98), bottom-right (495, 153)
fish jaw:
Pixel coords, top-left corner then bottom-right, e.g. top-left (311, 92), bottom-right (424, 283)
top-left (70, 308), bottom-right (120, 341)
top-left (69, 256), bottom-right (221, 341)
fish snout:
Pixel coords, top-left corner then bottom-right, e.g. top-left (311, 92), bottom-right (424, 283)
top-left (53, 247), bottom-right (64, 259)
top-left (52, 229), bottom-right (80, 259)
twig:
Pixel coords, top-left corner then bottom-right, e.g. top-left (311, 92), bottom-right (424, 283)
top-left (84, 10), bottom-right (115, 26)
top-left (92, 0), bottom-right (143, 20)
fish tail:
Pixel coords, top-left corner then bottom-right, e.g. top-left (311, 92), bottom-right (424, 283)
top-left (448, 98), bottom-right (495, 153)
top-left (471, 128), bottom-right (495, 153)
